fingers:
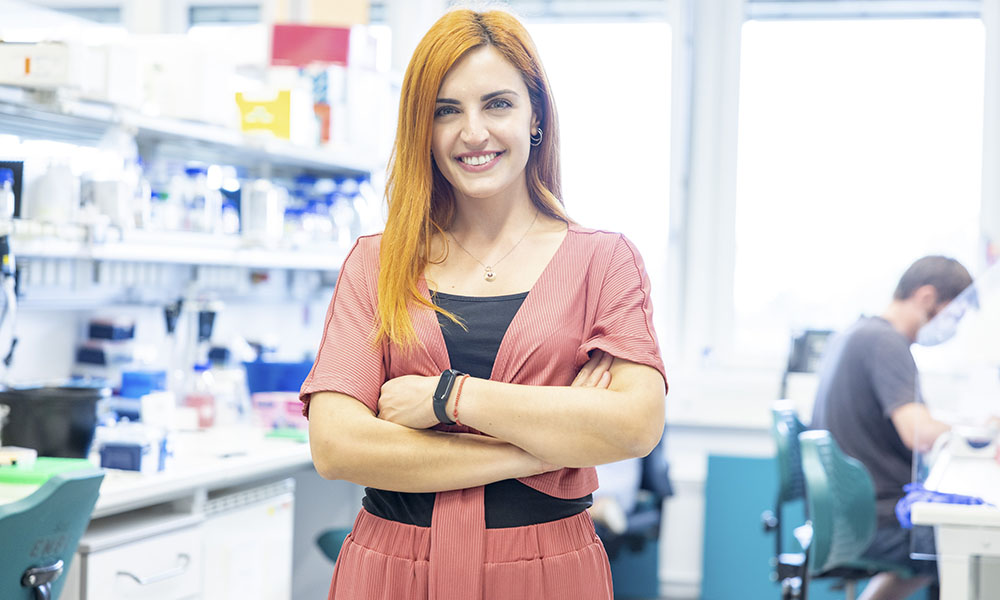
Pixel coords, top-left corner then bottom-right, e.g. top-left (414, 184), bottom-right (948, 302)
top-left (597, 370), bottom-right (611, 389)
top-left (572, 350), bottom-right (614, 388)
top-left (571, 353), bottom-right (597, 386)
top-left (585, 351), bottom-right (613, 387)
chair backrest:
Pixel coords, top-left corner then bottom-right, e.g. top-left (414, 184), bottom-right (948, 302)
top-left (640, 426), bottom-right (673, 501)
top-left (799, 430), bottom-right (876, 575)
top-left (0, 468), bottom-right (104, 600)
top-left (772, 402), bottom-right (807, 505)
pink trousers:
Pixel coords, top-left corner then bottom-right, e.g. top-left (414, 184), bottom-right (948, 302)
top-left (327, 507), bottom-right (614, 600)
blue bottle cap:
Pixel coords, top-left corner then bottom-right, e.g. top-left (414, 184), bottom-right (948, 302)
top-left (0, 168), bottom-right (12, 185)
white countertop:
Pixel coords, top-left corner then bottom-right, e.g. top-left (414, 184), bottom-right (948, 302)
top-left (0, 427), bottom-right (314, 519)
top-left (911, 502), bottom-right (1000, 527)
top-left (923, 436), bottom-right (1000, 506)
top-left (912, 434), bottom-right (1000, 528)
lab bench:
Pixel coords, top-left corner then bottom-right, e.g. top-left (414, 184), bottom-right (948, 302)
top-left (2, 427), bottom-right (339, 599)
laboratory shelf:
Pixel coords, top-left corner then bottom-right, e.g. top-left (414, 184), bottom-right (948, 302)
top-left (0, 84), bottom-right (378, 177)
top-left (12, 224), bottom-right (347, 271)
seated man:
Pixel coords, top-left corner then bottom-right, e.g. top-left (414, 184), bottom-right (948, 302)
top-left (811, 255), bottom-right (973, 600)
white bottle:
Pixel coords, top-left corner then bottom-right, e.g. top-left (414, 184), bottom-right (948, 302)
top-left (180, 165), bottom-right (223, 234)
top-left (0, 169), bottom-right (14, 223)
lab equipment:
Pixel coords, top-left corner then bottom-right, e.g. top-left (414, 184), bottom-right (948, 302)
top-left (0, 384), bottom-right (110, 458)
top-left (0, 168), bottom-right (14, 220)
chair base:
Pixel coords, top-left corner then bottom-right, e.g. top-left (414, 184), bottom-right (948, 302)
top-left (21, 560), bottom-right (63, 600)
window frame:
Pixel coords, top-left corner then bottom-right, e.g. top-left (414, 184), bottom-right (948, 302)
top-left (666, 0), bottom-right (999, 370)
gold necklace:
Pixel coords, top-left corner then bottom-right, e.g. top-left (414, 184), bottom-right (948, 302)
top-left (449, 211), bottom-right (539, 282)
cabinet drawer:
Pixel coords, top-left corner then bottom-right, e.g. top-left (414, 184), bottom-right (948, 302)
top-left (81, 522), bottom-right (203, 599)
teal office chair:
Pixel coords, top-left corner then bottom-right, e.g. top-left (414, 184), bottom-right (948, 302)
top-left (799, 430), bottom-right (906, 600)
top-left (316, 527), bottom-right (352, 564)
top-left (762, 402), bottom-right (810, 599)
top-left (0, 468), bottom-right (105, 599)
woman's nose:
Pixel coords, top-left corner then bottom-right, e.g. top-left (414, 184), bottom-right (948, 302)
top-left (460, 113), bottom-right (489, 146)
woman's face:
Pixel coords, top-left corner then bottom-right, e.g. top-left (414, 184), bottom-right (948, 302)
top-left (431, 45), bottom-right (538, 205)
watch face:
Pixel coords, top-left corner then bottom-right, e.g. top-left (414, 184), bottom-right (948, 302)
top-left (435, 369), bottom-right (456, 399)
top-left (433, 370), bottom-right (458, 425)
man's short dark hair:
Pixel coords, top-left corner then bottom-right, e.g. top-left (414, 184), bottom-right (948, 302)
top-left (893, 256), bottom-right (973, 303)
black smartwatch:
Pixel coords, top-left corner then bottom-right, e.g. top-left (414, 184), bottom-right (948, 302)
top-left (433, 369), bottom-right (464, 425)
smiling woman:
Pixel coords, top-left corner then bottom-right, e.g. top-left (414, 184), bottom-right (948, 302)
top-left (430, 46), bottom-right (538, 206)
top-left (300, 7), bottom-right (667, 600)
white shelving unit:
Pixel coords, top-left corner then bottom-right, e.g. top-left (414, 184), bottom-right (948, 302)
top-left (0, 84), bottom-right (374, 276)
top-left (0, 84), bottom-right (378, 178)
top-left (12, 224), bottom-right (347, 272)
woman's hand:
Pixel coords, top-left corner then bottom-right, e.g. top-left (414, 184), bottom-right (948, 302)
top-left (377, 374), bottom-right (439, 429)
top-left (572, 350), bottom-right (613, 389)
top-left (377, 350), bottom-right (612, 435)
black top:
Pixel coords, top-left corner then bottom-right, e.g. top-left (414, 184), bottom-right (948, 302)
top-left (361, 291), bottom-right (593, 528)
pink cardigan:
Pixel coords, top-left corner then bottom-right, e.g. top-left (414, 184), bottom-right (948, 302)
top-left (301, 223), bottom-right (666, 597)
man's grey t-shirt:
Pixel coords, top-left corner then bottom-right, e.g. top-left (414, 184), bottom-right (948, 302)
top-left (811, 316), bottom-right (921, 526)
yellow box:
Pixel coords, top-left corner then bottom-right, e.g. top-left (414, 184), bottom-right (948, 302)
top-left (235, 90), bottom-right (291, 139)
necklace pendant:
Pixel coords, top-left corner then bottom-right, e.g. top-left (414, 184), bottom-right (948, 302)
top-left (484, 266), bottom-right (496, 282)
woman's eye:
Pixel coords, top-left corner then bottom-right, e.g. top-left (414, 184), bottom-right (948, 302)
top-left (487, 98), bottom-right (513, 110)
top-left (434, 106), bottom-right (458, 118)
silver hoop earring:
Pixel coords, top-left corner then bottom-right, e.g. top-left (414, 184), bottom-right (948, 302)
top-left (530, 127), bottom-right (543, 147)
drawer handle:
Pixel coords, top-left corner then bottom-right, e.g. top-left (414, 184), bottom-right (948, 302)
top-left (116, 553), bottom-right (190, 586)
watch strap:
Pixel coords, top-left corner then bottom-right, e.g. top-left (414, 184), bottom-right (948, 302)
top-left (433, 369), bottom-right (462, 425)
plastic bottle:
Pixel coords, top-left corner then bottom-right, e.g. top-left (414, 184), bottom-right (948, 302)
top-left (132, 158), bottom-right (153, 230)
top-left (150, 190), bottom-right (183, 231)
top-left (241, 179), bottom-right (286, 246)
top-left (180, 165), bottom-right (223, 234)
top-left (331, 176), bottom-right (361, 248)
top-left (302, 198), bottom-right (332, 243)
top-left (0, 168), bottom-right (14, 222)
top-left (207, 346), bottom-right (250, 426)
top-left (293, 174), bottom-right (319, 202)
top-left (354, 173), bottom-right (383, 234)
top-left (283, 205), bottom-right (307, 248)
top-left (184, 362), bottom-right (216, 429)
top-left (221, 199), bottom-right (240, 235)
top-left (329, 191), bottom-right (356, 248)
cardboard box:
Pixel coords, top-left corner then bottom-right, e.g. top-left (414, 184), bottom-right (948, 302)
top-left (0, 42), bottom-right (105, 98)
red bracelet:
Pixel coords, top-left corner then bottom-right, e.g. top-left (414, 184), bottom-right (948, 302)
top-left (453, 374), bottom-right (470, 425)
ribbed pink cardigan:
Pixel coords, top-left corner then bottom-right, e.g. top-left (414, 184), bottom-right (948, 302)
top-left (301, 223), bottom-right (667, 598)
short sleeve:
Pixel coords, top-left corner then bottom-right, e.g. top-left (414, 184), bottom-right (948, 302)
top-left (299, 236), bottom-right (385, 417)
top-left (578, 234), bottom-right (667, 388)
top-left (868, 333), bottom-right (921, 417)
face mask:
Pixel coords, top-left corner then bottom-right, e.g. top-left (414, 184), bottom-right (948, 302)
top-left (915, 307), bottom-right (963, 346)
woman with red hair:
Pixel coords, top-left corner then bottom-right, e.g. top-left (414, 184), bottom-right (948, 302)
top-left (301, 8), bottom-right (667, 599)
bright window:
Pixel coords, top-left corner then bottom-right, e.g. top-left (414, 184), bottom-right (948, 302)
top-left (733, 18), bottom-right (984, 366)
top-left (528, 22), bottom-right (672, 338)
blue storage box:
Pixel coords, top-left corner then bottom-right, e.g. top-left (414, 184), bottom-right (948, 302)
top-left (243, 361), bottom-right (313, 394)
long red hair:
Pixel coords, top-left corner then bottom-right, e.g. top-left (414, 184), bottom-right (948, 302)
top-left (377, 9), bottom-right (568, 347)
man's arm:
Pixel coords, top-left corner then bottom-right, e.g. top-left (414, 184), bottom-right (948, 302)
top-left (890, 402), bottom-right (951, 453)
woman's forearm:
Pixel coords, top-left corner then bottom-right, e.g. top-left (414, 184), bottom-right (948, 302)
top-left (308, 391), bottom-right (551, 492)
top-left (448, 359), bottom-right (665, 467)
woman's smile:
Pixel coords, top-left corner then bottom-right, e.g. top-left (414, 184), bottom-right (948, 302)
top-left (455, 150), bottom-right (506, 171)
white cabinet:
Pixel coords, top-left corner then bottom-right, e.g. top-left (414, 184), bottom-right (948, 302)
top-left (61, 474), bottom-right (299, 600)
top-left (202, 480), bottom-right (295, 600)
top-left (65, 511), bottom-right (205, 600)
